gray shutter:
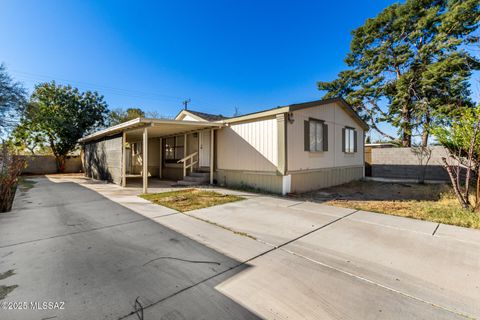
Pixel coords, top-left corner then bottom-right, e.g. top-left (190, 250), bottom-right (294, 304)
top-left (304, 120), bottom-right (310, 151)
top-left (354, 130), bottom-right (358, 152)
top-left (322, 123), bottom-right (328, 151)
top-left (342, 128), bottom-right (346, 152)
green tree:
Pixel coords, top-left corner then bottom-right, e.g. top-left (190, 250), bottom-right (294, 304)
top-left (434, 107), bottom-right (480, 211)
top-left (0, 63), bottom-right (26, 135)
top-left (318, 0), bottom-right (479, 147)
top-left (107, 107), bottom-right (145, 126)
top-left (10, 120), bottom-right (47, 155)
top-left (19, 82), bottom-right (108, 172)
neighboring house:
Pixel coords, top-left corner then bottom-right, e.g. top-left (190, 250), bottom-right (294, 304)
top-left (79, 97), bottom-right (368, 195)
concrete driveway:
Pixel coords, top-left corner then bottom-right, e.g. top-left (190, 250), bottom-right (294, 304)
top-left (1, 175), bottom-right (479, 319)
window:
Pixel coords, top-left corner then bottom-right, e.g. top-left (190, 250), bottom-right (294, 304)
top-left (344, 127), bottom-right (356, 153)
top-left (131, 142), bottom-right (142, 155)
top-left (164, 136), bottom-right (184, 163)
top-left (304, 119), bottom-right (328, 152)
top-left (309, 120), bottom-right (323, 151)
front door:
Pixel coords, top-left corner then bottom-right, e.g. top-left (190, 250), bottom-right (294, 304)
top-left (199, 130), bottom-right (210, 167)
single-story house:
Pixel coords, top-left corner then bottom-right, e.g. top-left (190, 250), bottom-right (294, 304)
top-left (79, 97), bottom-right (368, 195)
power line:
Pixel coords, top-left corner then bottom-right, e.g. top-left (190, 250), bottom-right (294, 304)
top-left (9, 68), bottom-right (231, 113)
top-left (14, 75), bottom-right (182, 104)
top-left (10, 69), bottom-right (187, 101)
top-left (10, 70), bottom-right (185, 100)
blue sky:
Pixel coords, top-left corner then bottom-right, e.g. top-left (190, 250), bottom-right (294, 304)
top-left (0, 0), bottom-right (426, 139)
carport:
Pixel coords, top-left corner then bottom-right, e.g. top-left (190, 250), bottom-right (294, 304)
top-left (79, 118), bottom-right (223, 193)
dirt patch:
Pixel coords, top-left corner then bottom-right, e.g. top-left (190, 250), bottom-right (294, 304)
top-left (296, 180), bottom-right (480, 230)
top-left (299, 180), bottom-right (448, 202)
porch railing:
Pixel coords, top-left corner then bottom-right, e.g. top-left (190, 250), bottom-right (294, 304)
top-left (177, 152), bottom-right (198, 177)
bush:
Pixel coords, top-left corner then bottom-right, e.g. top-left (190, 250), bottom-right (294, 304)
top-left (0, 143), bottom-right (26, 212)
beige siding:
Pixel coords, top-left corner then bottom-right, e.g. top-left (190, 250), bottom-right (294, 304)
top-left (217, 117), bottom-right (278, 172)
top-left (187, 132), bottom-right (199, 156)
top-left (216, 169), bottom-right (283, 194)
top-left (130, 138), bottom-right (161, 176)
top-left (182, 114), bottom-right (201, 121)
top-left (148, 138), bottom-right (160, 176)
top-left (287, 102), bottom-right (364, 171)
top-left (290, 166), bottom-right (364, 193)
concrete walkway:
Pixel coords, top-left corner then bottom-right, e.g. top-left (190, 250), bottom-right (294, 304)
top-left (1, 175), bottom-right (479, 319)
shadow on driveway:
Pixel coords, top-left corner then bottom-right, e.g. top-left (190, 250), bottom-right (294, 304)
top-left (0, 176), bottom-right (261, 320)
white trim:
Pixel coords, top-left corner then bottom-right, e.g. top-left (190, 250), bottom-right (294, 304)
top-left (78, 118), bottom-right (222, 143)
top-left (210, 128), bottom-right (214, 184)
top-left (159, 138), bottom-right (163, 179)
top-left (282, 175), bottom-right (291, 195)
top-left (142, 127), bottom-right (148, 194)
top-left (175, 110), bottom-right (208, 121)
top-left (121, 131), bottom-right (126, 187)
top-left (221, 107), bottom-right (289, 124)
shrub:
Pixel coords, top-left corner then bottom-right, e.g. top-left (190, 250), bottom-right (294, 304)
top-left (0, 142), bottom-right (26, 212)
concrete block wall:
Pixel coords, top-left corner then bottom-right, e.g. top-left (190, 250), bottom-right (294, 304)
top-left (21, 155), bottom-right (82, 174)
top-left (83, 134), bottom-right (123, 184)
top-left (370, 146), bottom-right (450, 181)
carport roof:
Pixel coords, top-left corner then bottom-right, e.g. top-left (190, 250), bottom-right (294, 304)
top-left (78, 118), bottom-right (223, 143)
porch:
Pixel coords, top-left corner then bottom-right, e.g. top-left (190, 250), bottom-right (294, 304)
top-left (124, 176), bottom-right (180, 191)
top-left (118, 118), bottom-right (223, 193)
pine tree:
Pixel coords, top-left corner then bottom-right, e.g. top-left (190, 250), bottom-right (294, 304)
top-left (318, 0), bottom-right (479, 146)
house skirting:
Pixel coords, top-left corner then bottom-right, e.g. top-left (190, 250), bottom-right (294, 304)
top-left (289, 165), bottom-right (364, 193)
top-left (215, 169), bottom-right (285, 194)
top-left (162, 166), bottom-right (183, 181)
top-left (216, 165), bottom-right (363, 195)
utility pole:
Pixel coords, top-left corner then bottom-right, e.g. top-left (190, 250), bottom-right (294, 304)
top-left (182, 99), bottom-right (191, 110)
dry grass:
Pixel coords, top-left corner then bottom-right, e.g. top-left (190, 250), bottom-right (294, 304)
top-left (303, 181), bottom-right (480, 230)
top-left (140, 189), bottom-right (243, 212)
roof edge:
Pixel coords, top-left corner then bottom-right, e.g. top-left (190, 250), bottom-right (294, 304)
top-left (78, 117), bottom-right (223, 143)
top-left (288, 97), bottom-right (369, 130)
top-left (222, 106), bottom-right (289, 123)
top-left (222, 97), bottom-right (369, 130)
top-left (174, 109), bottom-right (206, 121)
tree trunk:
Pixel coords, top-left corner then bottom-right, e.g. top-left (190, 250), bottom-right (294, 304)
top-left (402, 132), bottom-right (411, 147)
top-left (464, 116), bottom-right (480, 202)
top-left (421, 132), bottom-right (429, 148)
top-left (421, 111), bottom-right (430, 147)
top-left (475, 166), bottom-right (480, 213)
top-left (55, 155), bottom-right (66, 173)
top-left (402, 130), bottom-right (411, 147)
top-left (402, 106), bottom-right (412, 147)
top-left (442, 157), bottom-right (470, 210)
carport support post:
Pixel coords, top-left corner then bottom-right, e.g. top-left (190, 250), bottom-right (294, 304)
top-left (210, 129), bottom-right (214, 184)
top-left (158, 138), bottom-right (162, 179)
top-left (183, 134), bottom-right (187, 177)
top-left (142, 127), bottom-right (148, 194)
top-left (121, 131), bottom-right (126, 187)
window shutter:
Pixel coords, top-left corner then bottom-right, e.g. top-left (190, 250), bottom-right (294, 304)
top-left (354, 130), bottom-right (358, 152)
top-left (342, 128), bottom-right (346, 152)
top-left (322, 123), bottom-right (328, 151)
top-left (304, 120), bottom-right (310, 151)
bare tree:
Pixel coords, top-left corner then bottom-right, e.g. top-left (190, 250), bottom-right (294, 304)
top-left (411, 145), bottom-right (433, 184)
